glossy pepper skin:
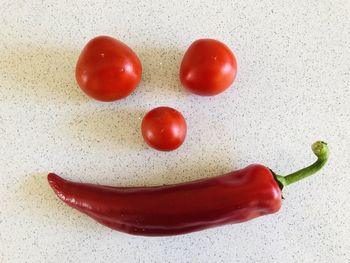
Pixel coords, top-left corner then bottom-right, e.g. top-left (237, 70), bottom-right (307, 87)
top-left (48, 141), bottom-right (328, 236)
top-left (48, 164), bottom-right (280, 236)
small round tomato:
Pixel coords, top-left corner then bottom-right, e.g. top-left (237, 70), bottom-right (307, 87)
top-left (76, 36), bottom-right (142, 102)
top-left (141, 107), bottom-right (187, 151)
top-left (180, 39), bottom-right (237, 96)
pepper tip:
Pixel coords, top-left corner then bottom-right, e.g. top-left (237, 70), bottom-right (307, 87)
top-left (47, 173), bottom-right (65, 195)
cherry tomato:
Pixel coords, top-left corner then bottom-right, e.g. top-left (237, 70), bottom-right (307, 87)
top-left (141, 107), bottom-right (187, 151)
top-left (180, 39), bottom-right (237, 96)
top-left (76, 36), bottom-right (142, 102)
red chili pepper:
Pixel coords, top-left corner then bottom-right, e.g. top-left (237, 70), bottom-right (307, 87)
top-left (48, 141), bottom-right (328, 236)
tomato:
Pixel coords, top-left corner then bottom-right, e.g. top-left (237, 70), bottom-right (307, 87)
top-left (141, 107), bottom-right (187, 151)
top-left (180, 39), bottom-right (237, 96)
top-left (75, 36), bottom-right (142, 102)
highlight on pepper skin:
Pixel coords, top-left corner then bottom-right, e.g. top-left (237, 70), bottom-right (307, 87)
top-left (47, 141), bottom-right (328, 236)
top-left (47, 165), bottom-right (281, 236)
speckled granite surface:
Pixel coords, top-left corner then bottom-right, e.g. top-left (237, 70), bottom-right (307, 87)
top-left (0, 1), bottom-right (349, 262)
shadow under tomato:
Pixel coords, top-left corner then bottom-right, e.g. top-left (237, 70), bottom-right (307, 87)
top-left (65, 108), bottom-right (147, 150)
top-left (133, 46), bottom-right (191, 98)
top-left (0, 46), bottom-right (88, 103)
top-left (0, 45), bottom-right (191, 103)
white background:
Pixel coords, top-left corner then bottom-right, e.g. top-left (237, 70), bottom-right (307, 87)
top-left (0, 0), bottom-right (349, 262)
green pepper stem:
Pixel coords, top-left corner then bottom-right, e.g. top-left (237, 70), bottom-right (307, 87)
top-left (274, 141), bottom-right (329, 189)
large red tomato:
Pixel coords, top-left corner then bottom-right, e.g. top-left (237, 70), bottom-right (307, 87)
top-left (180, 39), bottom-right (237, 96)
top-left (141, 107), bottom-right (187, 151)
top-left (76, 36), bottom-right (142, 102)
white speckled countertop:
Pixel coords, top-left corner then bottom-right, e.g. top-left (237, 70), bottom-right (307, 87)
top-left (0, 1), bottom-right (349, 262)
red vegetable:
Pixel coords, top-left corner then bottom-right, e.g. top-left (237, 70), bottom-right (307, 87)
top-left (76, 36), bottom-right (142, 102)
top-left (180, 39), bottom-right (237, 96)
top-left (48, 141), bottom-right (328, 236)
top-left (141, 107), bottom-right (187, 151)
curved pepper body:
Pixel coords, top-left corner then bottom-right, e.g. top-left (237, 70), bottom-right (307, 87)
top-left (48, 164), bottom-right (282, 236)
